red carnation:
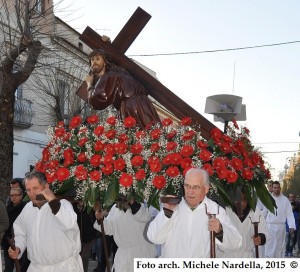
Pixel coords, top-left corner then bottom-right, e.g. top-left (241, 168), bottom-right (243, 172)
top-left (94, 140), bottom-right (105, 151)
top-left (180, 117), bottom-right (192, 126)
top-left (220, 142), bottom-right (232, 154)
top-left (56, 121), bottom-right (64, 128)
top-left (162, 118), bottom-right (173, 127)
top-left (149, 161), bottom-right (162, 173)
top-left (135, 131), bottom-right (145, 139)
top-left (46, 171), bottom-right (57, 183)
top-left (55, 127), bottom-right (66, 138)
top-left (150, 143), bottom-right (160, 153)
top-left (166, 166), bottom-right (180, 177)
top-left (105, 129), bottom-right (116, 139)
top-left (216, 167), bottom-right (228, 180)
top-left (103, 155), bottom-right (114, 165)
top-left (101, 164), bottom-right (113, 175)
top-left (106, 116), bottom-right (116, 125)
top-left (89, 170), bottom-right (101, 181)
top-left (105, 144), bottom-right (115, 155)
top-left (181, 157), bottom-right (192, 169)
top-left (94, 125), bottom-right (104, 136)
top-left (182, 130), bottom-right (196, 141)
top-left (210, 128), bottom-right (223, 141)
top-left (48, 159), bottom-right (59, 170)
top-left (162, 153), bottom-right (182, 165)
top-left (118, 133), bottom-right (129, 142)
top-left (222, 134), bottom-right (232, 143)
top-left (63, 157), bottom-right (74, 167)
top-left (166, 142), bottom-right (177, 151)
top-left (135, 169), bottom-right (146, 180)
top-left (115, 143), bottom-right (128, 154)
top-left (202, 163), bottom-right (214, 176)
top-left (230, 157), bottom-right (243, 171)
top-left (150, 129), bottom-right (161, 140)
top-left (213, 157), bottom-right (226, 169)
top-left (226, 170), bottom-right (238, 183)
top-left (131, 156), bottom-right (144, 167)
top-left (56, 167), bottom-right (70, 182)
top-left (199, 149), bottom-right (212, 162)
top-left (78, 138), bottom-right (88, 147)
top-left (35, 161), bottom-right (45, 172)
top-left (90, 154), bottom-right (102, 167)
top-left (180, 145), bottom-right (194, 157)
top-left (87, 115), bottom-right (99, 124)
top-left (119, 173), bottom-right (133, 187)
top-left (63, 148), bottom-right (74, 159)
top-left (130, 143), bottom-right (143, 154)
top-left (42, 148), bottom-right (50, 161)
top-left (167, 130), bottom-right (177, 139)
top-left (242, 168), bottom-right (253, 180)
top-left (114, 158), bottom-right (126, 171)
top-left (78, 152), bottom-right (87, 163)
top-left (69, 116), bottom-right (82, 129)
top-left (124, 116), bottom-right (137, 128)
top-left (152, 175), bottom-right (166, 189)
top-left (197, 140), bottom-right (208, 149)
top-left (75, 165), bottom-right (88, 180)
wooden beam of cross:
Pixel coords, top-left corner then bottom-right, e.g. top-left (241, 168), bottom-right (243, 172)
top-left (79, 7), bottom-right (216, 139)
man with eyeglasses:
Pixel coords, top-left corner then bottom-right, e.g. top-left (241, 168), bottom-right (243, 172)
top-left (8, 170), bottom-right (83, 271)
top-left (2, 187), bottom-right (30, 271)
top-left (147, 168), bottom-right (241, 257)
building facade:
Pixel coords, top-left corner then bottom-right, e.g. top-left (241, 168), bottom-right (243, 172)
top-left (0, 0), bottom-right (175, 178)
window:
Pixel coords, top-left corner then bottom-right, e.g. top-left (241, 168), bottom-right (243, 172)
top-left (15, 85), bottom-right (23, 99)
top-left (58, 80), bottom-right (70, 116)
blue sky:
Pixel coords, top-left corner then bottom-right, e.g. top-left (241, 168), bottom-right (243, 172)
top-left (54, 0), bottom-right (300, 178)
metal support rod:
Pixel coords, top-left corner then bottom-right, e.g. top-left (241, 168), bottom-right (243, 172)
top-left (205, 204), bottom-right (219, 258)
top-left (7, 229), bottom-right (20, 272)
top-left (99, 218), bottom-right (111, 272)
top-left (250, 216), bottom-right (261, 258)
top-left (95, 201), bottom-right (111, 272)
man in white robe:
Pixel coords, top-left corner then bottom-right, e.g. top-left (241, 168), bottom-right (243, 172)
top-left (147, 168), bottom-right (242, 257)
top-left (218, 193), bottom-right (270, 258)
top-left (8, 171), bottom-right (83, 272)
top-left (264, 181), bottom-right (295, 258)
top-left (256, 180), bottom-right (273, 257)
top-left (94, 198), bottom-right (156, 272)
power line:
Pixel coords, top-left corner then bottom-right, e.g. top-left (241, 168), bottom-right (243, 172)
top-left (128, 40), bottom-right (300, 57)
top-left (255, 142), bottom-right (299, 145)
top-left (263, 150), bottom-right (299, 154)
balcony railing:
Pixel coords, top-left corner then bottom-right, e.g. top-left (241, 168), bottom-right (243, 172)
top-left (13, 99), bottom-right (34, 129)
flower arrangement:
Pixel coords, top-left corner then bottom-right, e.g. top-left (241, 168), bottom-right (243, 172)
top-left (35, 115), bottom-right (275, 212)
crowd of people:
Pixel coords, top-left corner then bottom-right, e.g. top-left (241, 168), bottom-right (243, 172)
top-left (0, 168), bottom-right (299, 272)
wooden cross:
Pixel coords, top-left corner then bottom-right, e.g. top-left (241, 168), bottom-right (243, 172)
top-left (79, 7), bottom-right (216, 140)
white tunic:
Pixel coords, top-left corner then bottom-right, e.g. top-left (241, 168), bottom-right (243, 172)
top-left (218, 208), bottom-right (270, 258)
top-left (264, 193), bottom-right (295, 258)
top-left (94, 204), bottom-right (156, 272)
top-left (147, 197), bottom-right (242, 257)
top-left (13, 200), bottom-right (83, 272)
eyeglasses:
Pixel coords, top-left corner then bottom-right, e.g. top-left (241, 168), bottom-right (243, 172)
top-left (10, 194), bottom-right (22, 197)
top-left (183, 184), bottom-right (206, 192)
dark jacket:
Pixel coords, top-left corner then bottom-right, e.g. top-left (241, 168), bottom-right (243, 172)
top-left (73, 204), bottom-right (97, 243)
top-left (1, 201), bottom-right (27, 250)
